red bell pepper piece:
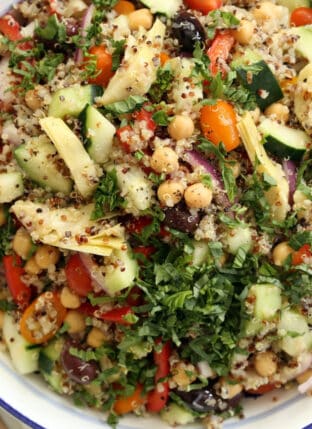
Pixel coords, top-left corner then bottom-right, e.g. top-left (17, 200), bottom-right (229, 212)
top-left (292, 244), bottom-right (312, 265)
top-left (125, 216), bottom-right (153, 235)
top-left (147, 339), bottom-right (171, 412)
top-left (133, 245), bottom-right (156, 259)
top-left (133, 109), bottom-right (157, 133)
top-left (79, 302), bottom-right (135, 325)
top-left (65, 254), bottom-right (93, 297)
top-left (0, 15), bottom-right (22, 41)
top-left (207, 30), bottom-right (235, 76)
top-left (3, 254), bottom-right (31, 309)
top-left (116, 125), bottom-right (134, 153)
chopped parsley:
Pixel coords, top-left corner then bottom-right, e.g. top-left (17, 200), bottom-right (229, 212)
top-left (91, 169), bottom-right (126, 219)
top-left (0, 212), bottom-right (15, 258)
top-left (111, 39), bottom-right (126, 71)
top-left (35, 14), bottom-right (66, 43)
top-left (103, 95), bottom-right (147, 116)
top-left (149, 64), bottom-right (173, 103)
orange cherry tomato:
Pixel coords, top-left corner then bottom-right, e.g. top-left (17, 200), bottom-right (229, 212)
top-left (113, 0), bottom-right (135, 15)
top-left (87, 46), bottom-right (114, 87)
top-left (0, 15), bottom-right (22, 41)
top-left (20, 292), bottom-right (67, 344)
top-left (290, 7), bottom-right (312, 26)
top-left (113, 384), bottom-right (146, 415)
top-left (184, 0), bottom-right (222, 14)
top-left (292, 244), bottom-right (312, 265)
top-left (200, 100), bottom-right (240, 152)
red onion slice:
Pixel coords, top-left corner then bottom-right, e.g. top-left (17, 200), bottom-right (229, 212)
top-left (282, 159), bottom-right (297, 205)
top-left (79, 252), bottom-right (108, 292)
top-left (185, 150), bottom-right (230, 207)
top-left (75, 4), bottom-right (95, 64)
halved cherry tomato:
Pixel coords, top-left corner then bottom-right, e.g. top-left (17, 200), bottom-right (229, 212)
top-left (247, 383), bottom-right (278, 395)
top-left (184, 0), bottom-right (222, 14)
top-left (0, 15), bottom-right (22, 41)
top-left (125, 216), bottom-right (153, 235)
top-left (200, 100), bottom-right (240, 152)
top-left (133, 109), bottom-right (157, 133)
top-left (114, 384), bottom-right (146, 415)
top-left (20, 292), bottom-right (67, 344)
top-left (292, 244), bottom-right (312, 265)
top-left (147, 339), bottom-right (171, 412)
top-left (87, 46), bottom-right (114, 87)
top-left (3, 254), bottom-right (31, 309)
top-left (113, 0), bottom-right (135, 15)
top-left (290, 7), bottom-right (312, 26)
top-left (65, 254), bottom-right (93, 297)
top-left (207, 30), bottom-right (235, 77)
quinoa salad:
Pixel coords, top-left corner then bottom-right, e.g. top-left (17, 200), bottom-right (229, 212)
top-left (0, 0), bottom-right (312, 427)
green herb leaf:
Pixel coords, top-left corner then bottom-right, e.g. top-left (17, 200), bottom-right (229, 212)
top-left (111, 39), bottom-right (126, 71)
top-left (0, 212), bottom-right (15, 258)
top-left (232, 244), bottom-right (249, 268)
top-left (149, 64), bottom-right (173, 103)
top-left (152, 110), bottom-right (169, 126)
top-left (289, 231), bottom-right (312, 250)
top-left (92, 169), bottom-right (126, 219)
top-left (0, 299), bottom-right (16, 312)
top-left (35, 15), bottom-right (66, 43)
top-left (103, 95), bottom-right (147, 115)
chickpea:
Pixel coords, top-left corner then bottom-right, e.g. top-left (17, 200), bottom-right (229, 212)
top-left (128, 8), bottom-right (153, 31)
top-left (25, 87), bottom-right (42, 111)
top-left (0, 205), bottom-right (6, 227)
top-left (184, 183), bottom-right (213, 209)
top-left (60, 286), bottom-right (81, 309)
top-left (272, 241), bottom-right (293, 266)
top-left (233, 19), bottom-right (255, 45)
top-left (227, 158), bottom-right (241, 179)
top-left (150, 146), bottom-right (179, 174)
top-left (87, 327), bottom-right (107, 348)
top-left (0, 310), bottom-right (4, 330)
top-left (157, 180), bottom-right (184, 207)
top-left (12, 228), bottom-right (33, 260)
top-left (253, 2), bottom-right (283, 23)
top-left (24, 256), bottom-right (42, 275)
top-left (168, 115), bottom-right (194, 140)
top-left (264, 103), bottom-right (289, 123)
top-left (216, 377), bottom-right (243, 399)
top-left (171, 362), bottom-right (197, 388)
top-left (254, 351), bottom-right (278, 377)
top-left (35, 245), bottom-right (60, 269)
top-left (64, 310), bottom-right (86, 334)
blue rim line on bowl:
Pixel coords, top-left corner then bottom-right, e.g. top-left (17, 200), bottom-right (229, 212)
top-left (0, 355), bottom-right (311, 429)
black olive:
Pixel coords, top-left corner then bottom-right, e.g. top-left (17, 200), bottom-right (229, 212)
top-left (175, 387), bottom-right (230, 413)
top-left (164, 202), bottom-right (200, 233)
top-left (171, 12), bottom-right (206, 53)
top-left (61, 341), bottom-right (99, 385)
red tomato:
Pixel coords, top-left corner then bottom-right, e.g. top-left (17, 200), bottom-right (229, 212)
top-left (125, 216), bottom-right (153, 234)
top-left (100, 306), bottom-right (134, 325)
top-left (133, 246), bottom-right (156, 259)
top-left (87, 46), bottom-right (114, 87)
top-left (247, 383), bottom-right (278, 395)
top-left (147, 340), bottom-right (171, 412)
top-left (290, 7), bottom-right (312, 26)
top-left (0, 15), bottom-right (22, 41)
top-left (3, 254), bottom-right (31, 309)
top-left (116, 125), bottom-right (134, 153)
top-left (292, 244), bottom-right (312, 265)
top-left (65, 254), bottom-right (93, 297)
top-left (184, 0), bottom-right (222, 14)
top-left (20, 292), bottom-right (67, 344)
top-left (207, 30), bottom-right (235, 76)
top-left (133, 109), bottom-right (157, 132)
top-left (126, 286), bottom-right (144, 306)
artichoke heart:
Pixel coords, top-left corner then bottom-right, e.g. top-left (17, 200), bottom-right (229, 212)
top-left (11, 200), bottom-right (126, 256)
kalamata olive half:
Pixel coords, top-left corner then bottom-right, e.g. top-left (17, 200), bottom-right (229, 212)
top-left (171, 12), bottom-right (206, 53)
top-left (61, 342), bottom-right (99, 385)
top-left (175, 387), bottom-right (229, 413)
top-left (164, 202), bottom-right (200, 233)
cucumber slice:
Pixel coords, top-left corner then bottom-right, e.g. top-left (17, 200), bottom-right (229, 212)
top-left (161, 403), bottom-right (195, 426)
top-left (40, 117), bottom-right (99, 198)
top-left (259, 118), bottom-right (309, 160)
top-left (2, 313), bottom-right (39, 374)
top-left (0, 172), bottom-right (24, 203)
top-left (141, 0), bottom-right (182, 17)
top-left (248, 284), bottom-right (282, 320)
top-left (104, 249), bottom-right (138, 296)
top-left (278, 309), bottom-right (312, 357)
top-left (80, 105), bottom-right (116, 164)
top-left (48, 85), bottom-right (103, 118)
top-left (291, 25), bottom-right (312, 63)
top-left (14, 136), bottom-right (73, 194)
top-left (39, 337), bottom-right (65, 393)
top-left (233, 59), bottom-right (283, 110)
top-left (190, 240), bottom-right (209, 266)
top-left (276, 0), bottom-right (310, 11)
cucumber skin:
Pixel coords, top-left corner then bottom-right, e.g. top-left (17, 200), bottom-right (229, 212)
top-left (264, 135), bottom-right (306, 161)
top-left (236, 61), bottom-right (283, 111)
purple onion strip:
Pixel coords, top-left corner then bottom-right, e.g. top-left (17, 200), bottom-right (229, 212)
top-left (282, 159), bottom-right (297, 205)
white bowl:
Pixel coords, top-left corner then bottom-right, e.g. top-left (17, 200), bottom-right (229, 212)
top-left (0, 1), bottom-right (311, 428)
